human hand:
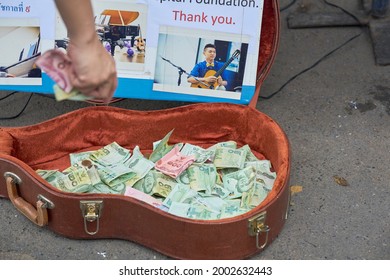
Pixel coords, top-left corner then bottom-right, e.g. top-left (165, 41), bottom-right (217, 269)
top-left (66, 37), bottom-right (117, 103)
top-left (205, 76), bottom-right (217, 84)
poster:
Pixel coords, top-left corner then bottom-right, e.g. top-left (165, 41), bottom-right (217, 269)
top-left (0, 0), bottom-right (55, 86)
top-left (0, 0), bottom-right (264, 104)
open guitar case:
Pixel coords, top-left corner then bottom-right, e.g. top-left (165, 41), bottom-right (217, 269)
top-left (0, 0), bottom-right (290, 260)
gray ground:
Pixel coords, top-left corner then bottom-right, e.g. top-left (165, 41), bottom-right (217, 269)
top-left (0, 0), bottom-right (389, 260)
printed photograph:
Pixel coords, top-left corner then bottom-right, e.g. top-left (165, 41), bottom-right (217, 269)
top-left (0, 18), bottom-right (42, 85)
top-left (55, 0), bottom-right (148, 73)
top-left (153, 26), bottom-right (249, 100)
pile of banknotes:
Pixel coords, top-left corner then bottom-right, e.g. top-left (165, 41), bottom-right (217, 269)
top-left (36, 130), bottom-right (276, 220)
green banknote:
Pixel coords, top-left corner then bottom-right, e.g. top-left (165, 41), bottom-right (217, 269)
top-left (239, 144), bottom-right (260, 162)
top-left (149, 129), bottom-right (175, 163)
top-left (213, 147), bottom-right (247, 169)
top-left (97, 163), bottom-right (136, 187)
top-left (63, 160), bottom-right (101, 185)
top-left (53, 84), bottom-right (89, 102)
top-left (245, 160), bottom-right (276, 191)
top-left (222, 166), bottom-right (256, 199)
top-left (187, 163), bottom-right (217, 194)
top-left (123, 146), bottom-right (155, 187)
top-left (180, 143), bottom-right (215, 163)
top-left (90, 142), bottom-right (131, 166)
top-left (36, 169), bottom-right (63, 184)
top-left (241, 184), bottom-right (269, 209)
top-left (163, 183), bottom-right (198, 208)
top-left (133, 169), bottom-right (177, 198)
top-left (51, 168), bottom-right (92, 193)
top-left (69, 151), bottom-right (94, 165)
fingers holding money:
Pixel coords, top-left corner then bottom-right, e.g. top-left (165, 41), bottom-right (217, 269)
top-left (84, 78), bottom-right (118, 103)
top-left (67, 38), bottom-right (117, 102)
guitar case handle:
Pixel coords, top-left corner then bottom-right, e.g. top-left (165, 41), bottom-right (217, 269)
top-left (4, 173), bottom-right (53, 227)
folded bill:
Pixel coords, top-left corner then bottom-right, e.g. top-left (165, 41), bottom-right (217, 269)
top-left (36, 49), bottom-right (89, 101)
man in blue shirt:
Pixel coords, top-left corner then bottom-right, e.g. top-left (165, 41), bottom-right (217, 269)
top-left (187, 44), bottom-right (227, 90)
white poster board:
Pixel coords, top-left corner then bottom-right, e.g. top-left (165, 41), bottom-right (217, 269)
top-left (0, 0), bottom-right (264, 104)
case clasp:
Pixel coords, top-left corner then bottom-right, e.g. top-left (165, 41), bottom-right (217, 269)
top-left (248, 211), bottom-right (270, 249)
top-left (80, 200), bottom-right (103, 235)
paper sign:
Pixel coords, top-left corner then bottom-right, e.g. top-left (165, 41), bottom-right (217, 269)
top-left (0, 0), bottom-right (264, 104)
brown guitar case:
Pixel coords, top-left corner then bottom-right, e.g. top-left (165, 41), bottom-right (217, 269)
top-left (0, 0), bottom-right (287, 260)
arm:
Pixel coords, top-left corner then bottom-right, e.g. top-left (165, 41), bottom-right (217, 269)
top-left (216, 61), bottom-right (227, 87)
top-left (217, 76), bottom-right (227, 87)
top-left (54, 0), bottom-right (117, 102)
top-left (187, 62), bottom-right (216, 84)
top-left (187, 64), bottom-right (200, 84)
top-left (187, 62), bottom-right (227, 86)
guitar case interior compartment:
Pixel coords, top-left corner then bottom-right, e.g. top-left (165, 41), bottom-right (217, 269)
top-left (0, 0), bottom-right (288, 259)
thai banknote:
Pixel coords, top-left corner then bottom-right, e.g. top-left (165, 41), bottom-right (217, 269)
top-left (53, 84), bottom-right (89, 101)
top-left (124, 187), bottom-right (163, 207)
top-left (194, 195), bottom-right (227, 213)
top-left (69, 151), bottom-right (94, 165)
top-left (187, 163), bottom-right (217, 194)
top-left (222, 166), bottom-right (256, 199)
top-left (63, 160), bottom-right (101, 185)
top-left (180, 143), bottom-right (215, 163)
top-left (97, 163), bottom-right (136, 187)
top-left (90, 142), bottom-right (131, 167)
top-left (149, 129), bottom-right (175, 163)
top-left (211, 184), bottom-right (231, 199)
top-left (152, 175), bottom-right (176, 198)
top-left (206, 140), bottom-right (237, 156)
top-left (213, 146), bottom-right (247, 169)
top-left (133, 169), bottom-right (177, 198)
top-left (220, 199), bottom-right (248, 218)
top-left (167, 201), bottom-right (191, 218)
top-left (167, 202), bottom-right (221, 220)
top-left (185, 203), bottom-right (221, 220)
top-left (36, 169), bottom-right (63, 185)
top-left (51, 168), bottom-right (92, 193)
top-left (36, 49), bottom-right (88, 101)
top-left (122, 146), bottom-right (155, 187)
top-left (89, 182), bottom-right (126, 194)
top-left (176, 169), bottom-right (190, 185)
top-left (239, 144), bottom-right (260, 162)
top-left (155, 145), bottom-right (195, 178)
top-left (245, 160), bottom-right (276, 191)
top-left (241, 184), bottom-right (269, 209)
top-left (162, 183), bottom-right (198, 208)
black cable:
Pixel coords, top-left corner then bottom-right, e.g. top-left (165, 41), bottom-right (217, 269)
top-left (34, 92), bottom-right (56, 100)
top-left (323, 0), bottom-right (363, 25)
top-left (261, 0), bottom-right (365, 100)
top-left (0, 91), bottom-right (17, 101)
top-left (0, 92), bottom-right (33, 120)
top-left (280, 0), bottom-right (297, 12)
top-left (260, 32), bottom-right (362, 100)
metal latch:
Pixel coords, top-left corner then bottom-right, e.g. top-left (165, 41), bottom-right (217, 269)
top-left (80, 200), bottom-right (103, 235)
top-left (248, 211), bottom-right (270, 249)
